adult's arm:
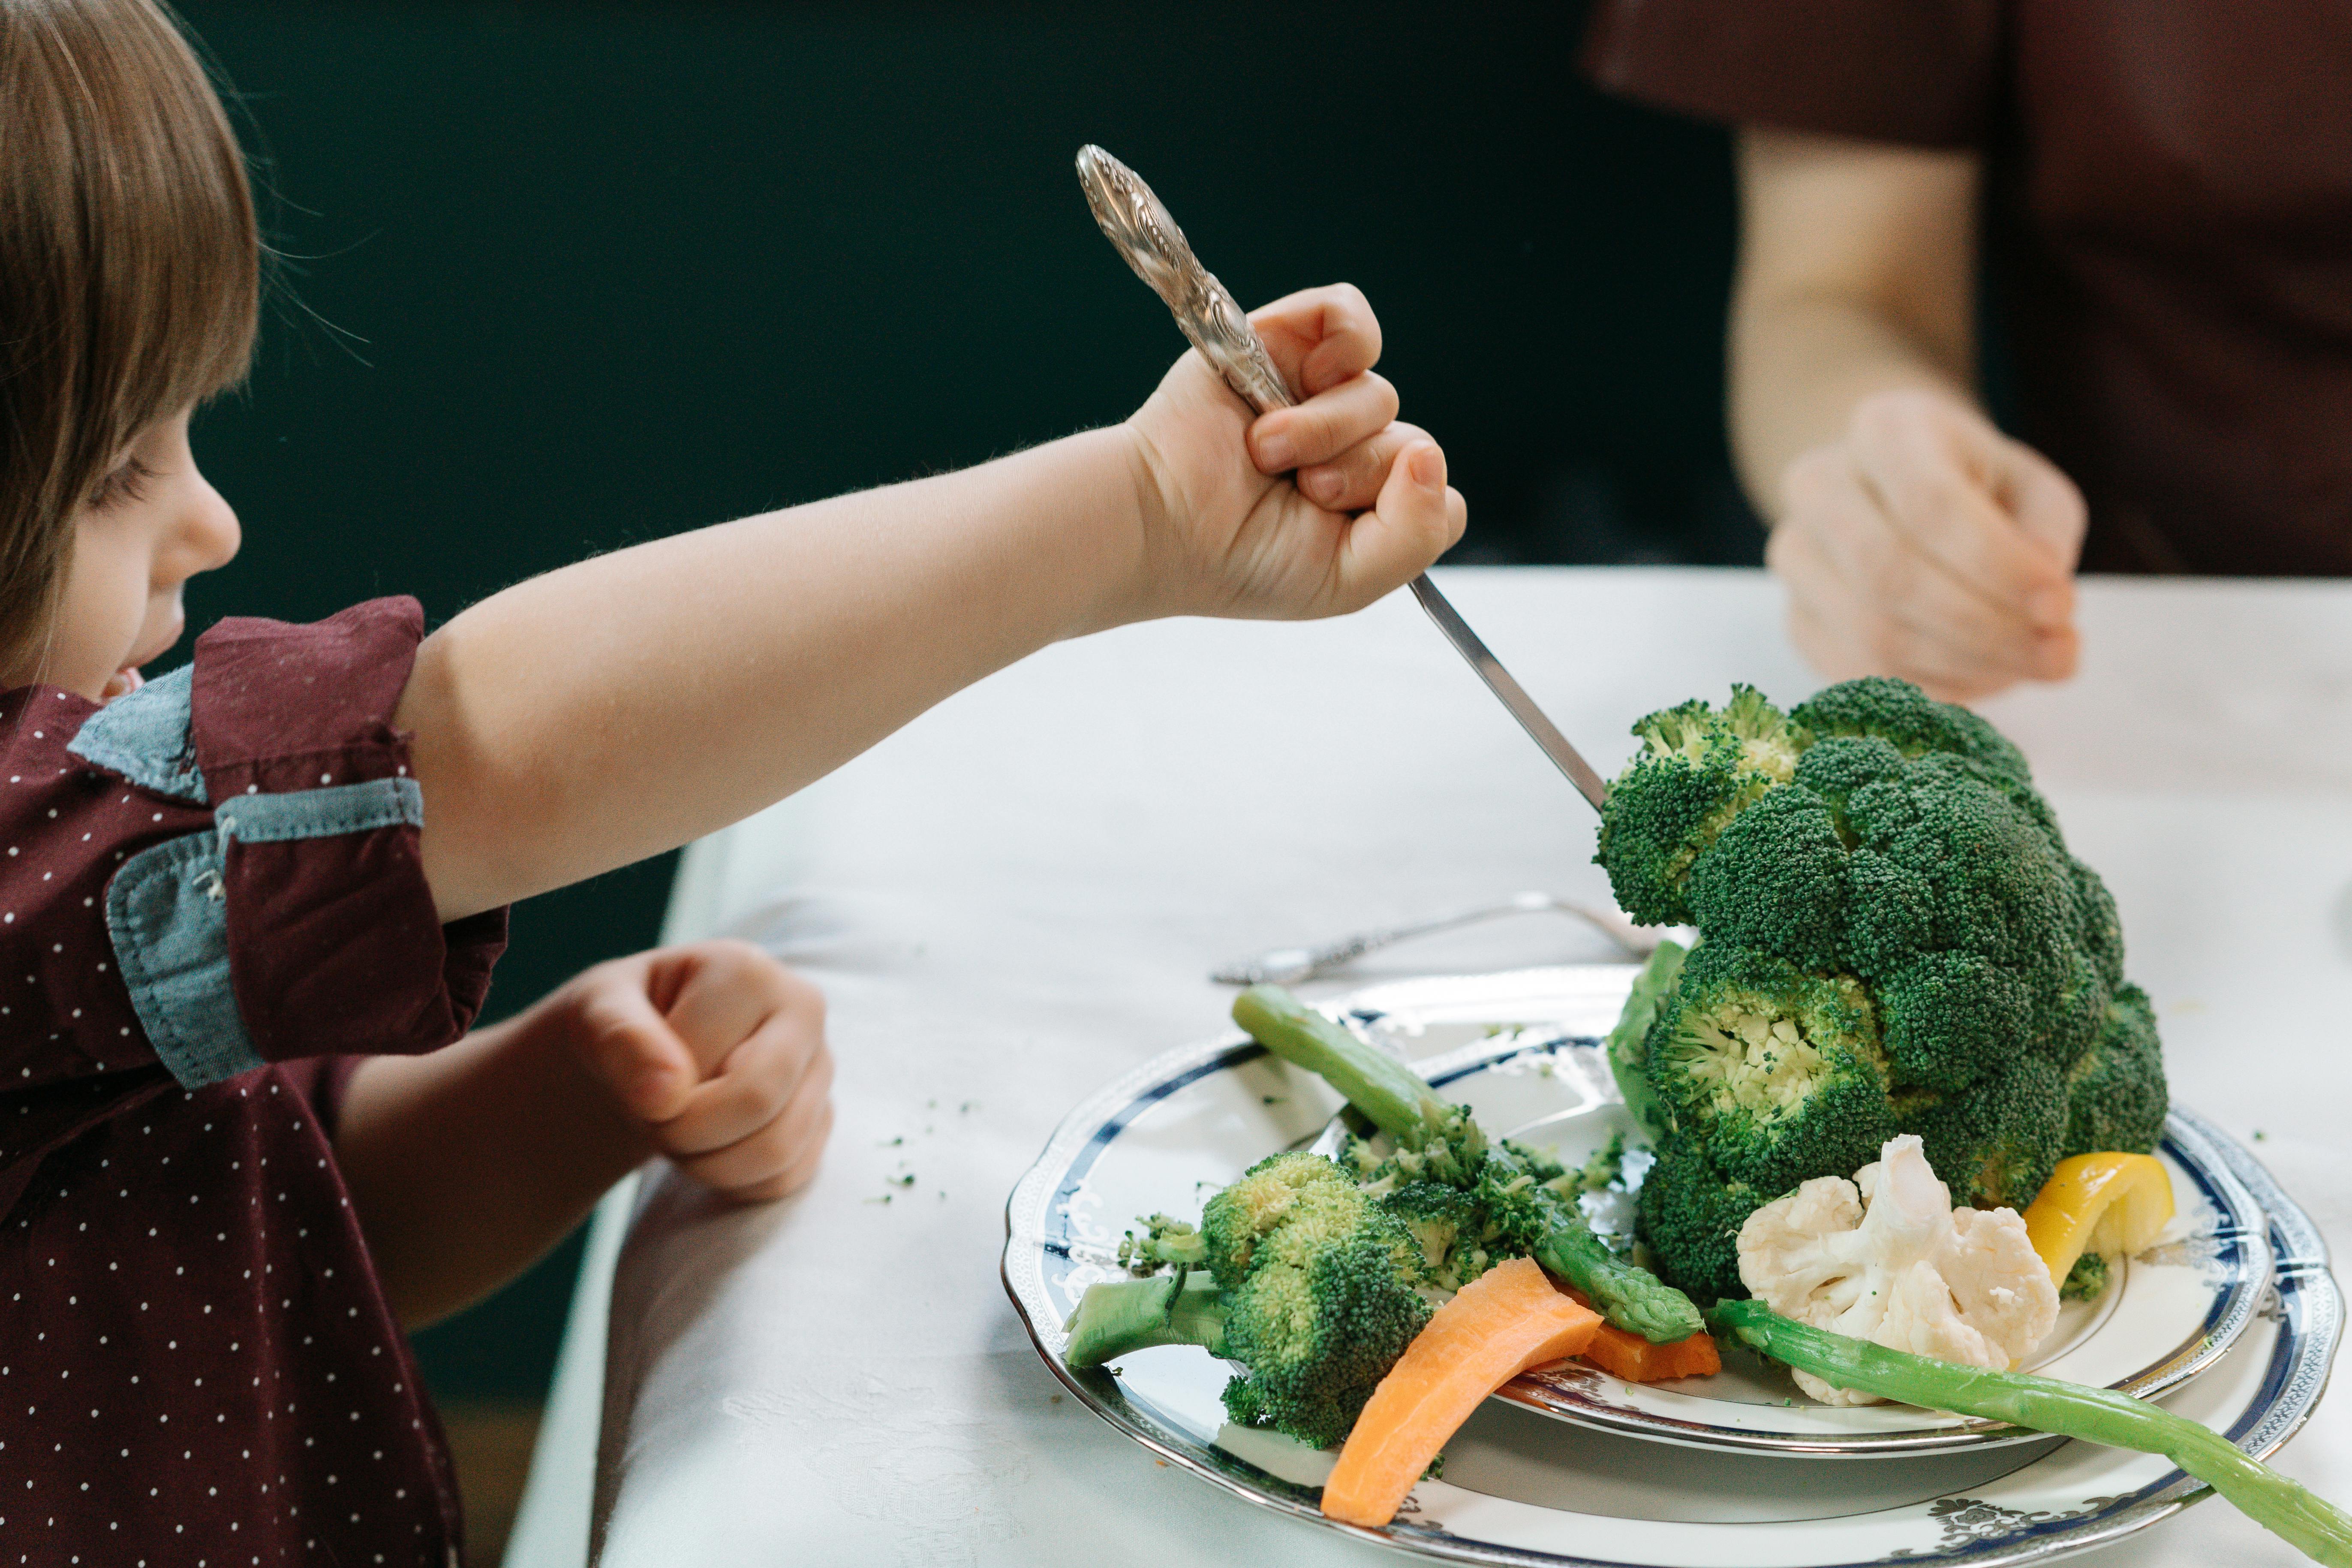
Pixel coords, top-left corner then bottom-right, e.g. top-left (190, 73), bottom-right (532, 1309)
top-left (1732, 128), bottom-right (2084, 701)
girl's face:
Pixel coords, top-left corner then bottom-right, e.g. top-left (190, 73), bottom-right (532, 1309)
top-left (5, 409), bottom-right (241, 701)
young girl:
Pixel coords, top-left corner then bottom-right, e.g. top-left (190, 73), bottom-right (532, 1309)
top-left (0, 0), bottom-right (1465, 1560)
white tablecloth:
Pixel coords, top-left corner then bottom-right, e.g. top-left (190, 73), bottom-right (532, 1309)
top-left (512, 566), bottom-right (2352, 1567)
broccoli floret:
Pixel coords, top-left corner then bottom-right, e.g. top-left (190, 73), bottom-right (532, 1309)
top-left (1068, 1150), bottom-right (1431, 1449)
top-left (2060, 1251), bottom-right (2111, 1302)
top-left (2072, 856), bottom-right (2128, 990)
top-left (1118, 1213), bottom-right (1209, 1273)
top-left (1870, 950), bottom-right (2035, 1093)
top-left (2061, 983), bottom-right (2169, 1158)
top-left (1892, 1053), bottom-right (2066, 1210)
top-left (1634, 1133), bottom-right (1762, 1304)
top-left (1596, 685), bottom-right (1809, 924)
top-left (1789, 675), bottom-right (2033, 791)
top-left (1643, 944), bottom-right (1895, 1194)
top-left (1606, 938), bottom-right (1687, 1144)
top-left (1236, 984), bottom-right (1705, 1343)
top-left (1378, 1181), bottom-right (1493, 1290)
top-left (1683, 784), bottom-right (1847, 971)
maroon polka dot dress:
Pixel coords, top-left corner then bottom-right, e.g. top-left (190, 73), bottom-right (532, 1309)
top-left (0, 599), bottom-right (507, 1565)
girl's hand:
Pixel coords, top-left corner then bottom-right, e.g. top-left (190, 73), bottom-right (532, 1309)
top-left (1766, 389), bottom-right (2085, 701)
top-left (1119, 284), bottom-right (1467, 624)
top-left (556, 940), bottom-right (834, 1201)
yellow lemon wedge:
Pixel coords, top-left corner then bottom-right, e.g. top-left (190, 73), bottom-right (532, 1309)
top-left (2022, 1152), bottom-right (2175, 1291)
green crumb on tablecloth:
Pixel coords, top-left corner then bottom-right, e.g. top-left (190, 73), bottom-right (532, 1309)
top-left (1262, 1095), bottom-right (1285, 1105)
top-left (2253, 1129), bottom-right (2268, 1141)
top-left (960, 1100), bottom-right (978, 1113)
top-left (879, 1136), bottom-right (903, 1147)
top-left (888, 1172), bottom-right (917, 1188)
top-left (865, 1194), bottom-right (892, 1205)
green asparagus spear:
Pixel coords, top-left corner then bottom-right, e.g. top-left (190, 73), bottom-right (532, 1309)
top-left (1233, 983), bottom-right (1704, 1343)
top-left (1603, 936), bottom-right (1685, 1144)
top-left (1710, 1299), bottom-right (2352, 1568)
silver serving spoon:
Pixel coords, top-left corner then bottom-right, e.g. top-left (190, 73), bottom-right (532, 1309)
top-left (1075, 145), bottom-right (1611, 813)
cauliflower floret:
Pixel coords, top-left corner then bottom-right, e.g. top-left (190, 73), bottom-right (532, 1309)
top-left (1737, 1134), bottom-right (2058, 1406)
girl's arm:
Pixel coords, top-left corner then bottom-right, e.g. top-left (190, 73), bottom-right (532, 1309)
top-left (336, 941), bottom-right (829, 1327)
top-left (1731, 128), bottom-right (2084, 701)
top-left (396, 287), bottom-right (1465, 921)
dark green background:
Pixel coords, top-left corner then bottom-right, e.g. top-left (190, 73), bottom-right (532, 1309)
top-left (168, 0), bottom-right (1750, 1402)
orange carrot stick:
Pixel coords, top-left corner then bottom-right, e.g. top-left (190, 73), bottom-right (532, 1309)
top-left (1561, 1285), bottom-right (1721, 1383)
top-left (1321, 1257), bottom-right (1600, 1528)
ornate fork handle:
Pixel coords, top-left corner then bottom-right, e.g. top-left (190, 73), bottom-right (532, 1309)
top-left (1077, 145), bottom-right (1296, 415)
top-left (1073, 144), bottom-right (1613, 813)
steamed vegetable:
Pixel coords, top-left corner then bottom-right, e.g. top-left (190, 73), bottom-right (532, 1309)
top-left (1560, 1285), bottom-right (1721, 1383)
top-left (1736, 1133), bottom-right (2056, 1405)
top-left (1597, 678), bottom-right (2170, 1297)
top-left (1065, 1150), bottom-right (1430, 1447)
top-left (2022, 1150), bottom-right (2175, 1290)
top-left (1711, 1300), bottom-right (2352, 1567)
top-left (1235, 984), bottom-right (1703, 1344)
top-left (1321, 1258), bottom-right (1600, 1528)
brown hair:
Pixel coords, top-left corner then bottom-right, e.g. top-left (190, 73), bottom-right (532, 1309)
top-left (0, 0), bottom-right (257, 658)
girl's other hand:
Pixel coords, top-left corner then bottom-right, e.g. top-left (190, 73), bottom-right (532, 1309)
top-left (1766, 389), bottom-right (2086, 702)
top-left (559, 940), bottom-right (833, 1201)
top-left (1119, 284), bottom-right (1467, 625)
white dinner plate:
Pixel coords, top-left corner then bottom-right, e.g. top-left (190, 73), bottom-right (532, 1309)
top-left (1002, 967), bottom-right (2342, 1566)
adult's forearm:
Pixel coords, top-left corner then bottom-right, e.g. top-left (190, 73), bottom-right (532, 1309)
top-left (1728, 128), bottom-right (1984, 523)
top-left (1729, 292), bottom-right (1976, 519)
top-left (398, 426), bottom-right (1146, 921)
top-left (336, 1013), bottom-right (652, 1328)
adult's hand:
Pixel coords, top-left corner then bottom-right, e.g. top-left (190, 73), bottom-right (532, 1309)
top-left (1766, 388), bottom-right (2086, 702)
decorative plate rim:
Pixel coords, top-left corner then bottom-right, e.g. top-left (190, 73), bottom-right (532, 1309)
top-left (1000, 968), bottom-right (2343, 1568)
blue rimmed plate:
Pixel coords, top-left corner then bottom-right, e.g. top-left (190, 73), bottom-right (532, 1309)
top-left (1002, 967), bottom-right (2340, 1565)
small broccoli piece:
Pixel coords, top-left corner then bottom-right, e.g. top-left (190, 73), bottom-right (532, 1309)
top-left (1198, 1151), bottom-right (1391, 1290)
top-left (1683, 785), bottom-right (1847, 970)
top-left (2061, 1251), bottom-right (2111, 1303)
top-left (1605, 938), bottom-right (1687, 1143)
top-left (1644, 944), bottom-right (1895, 1194)
top-left (1235, 984), bottom-right (1704, 1343)
top-left (1892, 1053), bottom-right (2066, 1211)
top-left (1118, 1213), bottom-right (1209, 1273)
top-left (1378, 1181), bottom-right (1492, 1290)
top-left (1634, 1133), bottom-right (1762, 1304)
top-left (2061, 983), bottom-right (2169, 1159)
top-left (1596, 685), bottom-right (1809, 924)
top-left (1071, 1150), bottom-right (1431, 1449)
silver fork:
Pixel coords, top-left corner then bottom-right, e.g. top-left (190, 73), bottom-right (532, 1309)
top-left (1210, 892), bottom-right (1679, 985)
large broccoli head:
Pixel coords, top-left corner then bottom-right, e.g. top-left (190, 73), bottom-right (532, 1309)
top-left (1594, 679), bottom-right (2168, 1281)
top-left (1199, 1152), bottom-right (1433, 1447)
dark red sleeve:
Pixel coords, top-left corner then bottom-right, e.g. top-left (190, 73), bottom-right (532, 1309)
top-left (192, 598), bottom-right (507, 1063)
top-left (1581, 0), bottom-right (2003, 148)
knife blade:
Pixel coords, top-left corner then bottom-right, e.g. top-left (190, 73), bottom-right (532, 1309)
top-left (1074, 144), bottom-right (1610, 813)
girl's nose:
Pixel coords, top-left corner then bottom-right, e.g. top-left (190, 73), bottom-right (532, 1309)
top-left (171, 473), bottom-right (241, 580)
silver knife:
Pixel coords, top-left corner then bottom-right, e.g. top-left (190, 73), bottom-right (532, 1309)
top-left (1074, 145), bottom-right (1610, 813)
